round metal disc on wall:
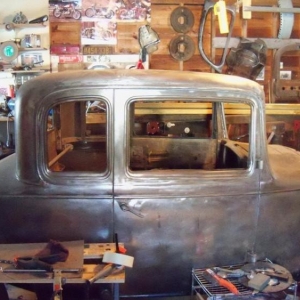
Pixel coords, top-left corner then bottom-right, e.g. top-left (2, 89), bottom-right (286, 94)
top-left (170, 6), bottom-right (194, 34)
top-left (0, 41), bottom-right (19, 63)
top-left (169, 34), bottom-right (195, 61)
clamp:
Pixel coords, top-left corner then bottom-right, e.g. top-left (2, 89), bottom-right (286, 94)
top-left (53, 269), bottom-right (66, 300)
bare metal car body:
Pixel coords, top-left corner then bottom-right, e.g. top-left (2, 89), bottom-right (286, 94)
top-left (0, 69), bottom-right (300, 297)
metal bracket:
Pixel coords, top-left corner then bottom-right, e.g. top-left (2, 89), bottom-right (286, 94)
top-left (213, 37), bottom-right (300, 50)
top-left (242, 4), bottom-right (300, 14)
top-left (271, 43), bottom-right (300, 103)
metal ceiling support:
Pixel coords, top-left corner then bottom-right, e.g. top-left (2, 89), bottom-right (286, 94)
top-left (243, 5), bottom-right (300, 13)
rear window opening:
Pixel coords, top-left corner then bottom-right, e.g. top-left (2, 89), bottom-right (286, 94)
top-left (46, 99), bottom-right (108, 173)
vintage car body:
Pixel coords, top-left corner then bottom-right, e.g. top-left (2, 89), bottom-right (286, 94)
top-left (0, 69), bottom-right (300, 297)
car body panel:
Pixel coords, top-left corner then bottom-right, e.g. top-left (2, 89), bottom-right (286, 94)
top-left (0, 70), bottom-right (299, 296)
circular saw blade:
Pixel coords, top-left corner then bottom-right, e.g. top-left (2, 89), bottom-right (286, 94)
top-left (278, 0), bottom-right (294, 38)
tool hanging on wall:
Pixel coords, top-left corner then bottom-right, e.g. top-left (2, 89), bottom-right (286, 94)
top-left (136, 24), bottom-right (160, 68)
top-left (29, 15), bottom-right (49, 24)
top-left (198, 0), bottom-right (236, 73)
top-left (278, 0), bottom-right (294, 38)
top-left (241, 0), bottom-right (295, 39)
top-left (225, 38), bottom-right (267, 80)
top-left (169, 34), bottom-right (195, 62)
top-left (170, 6), bottom-right (194, 34)
top-left (169, 6), bottom-right (195, 62)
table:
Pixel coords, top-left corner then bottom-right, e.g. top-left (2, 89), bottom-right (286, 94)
top-left (0, 241), bottom-right (125, 300)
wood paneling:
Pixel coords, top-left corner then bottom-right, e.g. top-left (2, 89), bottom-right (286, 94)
top-left (50, 22), bottom-right (81, 45)
top-left (48, 1), bottom-right (300, 102)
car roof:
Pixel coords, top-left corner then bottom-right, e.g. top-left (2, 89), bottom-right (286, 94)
top-left (17, 69), bottom-right (263, 97)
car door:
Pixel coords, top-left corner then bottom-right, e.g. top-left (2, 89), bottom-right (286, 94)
top-left (113, 88), bottom-right (261, 295)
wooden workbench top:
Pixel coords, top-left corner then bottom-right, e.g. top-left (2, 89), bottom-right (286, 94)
top-left (0, 241), bottom-right (125, 284)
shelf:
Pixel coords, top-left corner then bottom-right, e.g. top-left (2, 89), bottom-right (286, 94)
top-left (0, 23), bottom-right (47, 31)
top-left (19, 47), bottom-right (48, 52)
top-left (0, 116), bottom-right (14, 122)
top-left (10, 69), bottom-right (48, 74)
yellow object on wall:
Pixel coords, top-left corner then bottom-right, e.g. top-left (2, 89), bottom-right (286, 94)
top-left (214, 0), bottom-right (229, 34)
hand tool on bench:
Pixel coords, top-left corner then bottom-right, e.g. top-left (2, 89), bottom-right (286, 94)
top-left (88, 234), bottom-right (134, 284)
top-left (205, 268), bottom-right (240, 295)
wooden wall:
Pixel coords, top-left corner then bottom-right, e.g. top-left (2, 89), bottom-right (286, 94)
top-left (50, 0), bottom-right (300, 103)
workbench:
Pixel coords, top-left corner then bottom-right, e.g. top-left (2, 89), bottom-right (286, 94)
top-left (0, 241), bottom-right (125, 300)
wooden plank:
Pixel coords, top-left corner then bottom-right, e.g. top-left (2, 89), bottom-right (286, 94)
top-left (150, 54), bottom-right (181, 70)
top-left (57, 63), bottom-right (85, 72)
top-left (183, 55), bottom-right (212, 71)
top-left (133, 103), bottom-right (300, 115)
top-left (0, 242), bottom-right (126, 284)
top-left (0, 240), bottom-right (84, 281)
top-left (50, 22), bottom-right (81, 45)
top-left (86, 113), bottom-right (106, 124)
top-left (83, 243), bottom-right (124, 259)
top-left (116, 22), bottom-right (145, 54)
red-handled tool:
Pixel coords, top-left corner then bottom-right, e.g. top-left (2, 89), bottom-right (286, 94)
top-left (206, 268), bottom-right (240, 295)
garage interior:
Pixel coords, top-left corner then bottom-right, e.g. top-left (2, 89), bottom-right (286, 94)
top-left (0, 0), bottom-right (300, 300)
top-left (1, 0), bottom-right (300, 154)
